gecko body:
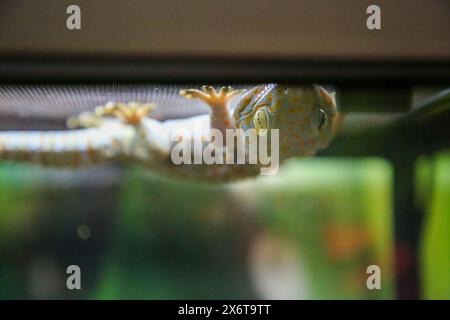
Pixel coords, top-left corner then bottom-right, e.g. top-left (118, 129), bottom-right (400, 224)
top-left (0, 84), bottom-right (337, 182)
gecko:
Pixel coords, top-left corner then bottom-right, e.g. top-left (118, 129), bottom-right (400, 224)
top-left (0, 84), bottom-right (338, 182)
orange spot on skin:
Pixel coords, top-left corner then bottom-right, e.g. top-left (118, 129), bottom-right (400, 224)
top-left (127, 115), bottom-right (141, 125)
top-left (242, 96), bottom-right (251, 105)
top-left (111, 138), bottom-right (120, 149)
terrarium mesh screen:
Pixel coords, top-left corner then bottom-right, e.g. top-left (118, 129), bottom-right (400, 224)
top-left (0, 84), bottom-right (248, 126)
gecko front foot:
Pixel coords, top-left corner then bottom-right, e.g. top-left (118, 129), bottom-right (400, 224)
top-left (180, 86), bottom-right (245, 132)
top-left (67, 101), bottom-right (156, 128)
top-left (180, 86), bottom-right (244, 109)
top-left (94, 101), bottom-right (156, 125)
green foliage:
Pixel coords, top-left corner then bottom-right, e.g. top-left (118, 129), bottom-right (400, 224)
top-left (419, 152), bottom-right (450, 299)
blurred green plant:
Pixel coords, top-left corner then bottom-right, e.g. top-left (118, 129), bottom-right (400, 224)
top-left (418, 151), bottom-right (450, 300)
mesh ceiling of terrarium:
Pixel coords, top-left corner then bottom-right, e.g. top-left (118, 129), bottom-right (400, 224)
top-left (0, 84), bottom-right (248, 122)
top-left (0, 83), bottom-right (410, 133)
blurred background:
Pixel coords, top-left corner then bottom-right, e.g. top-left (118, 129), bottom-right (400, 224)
top-left (0, 149), bottom-right (448, 299)
top-left (0, 0), bottom-right (449, 300)
top-left (0, 155), bottom-right (396, 299)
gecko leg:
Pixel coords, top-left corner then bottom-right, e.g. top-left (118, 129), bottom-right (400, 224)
top-left (180, 86), bottom-right (245, 133)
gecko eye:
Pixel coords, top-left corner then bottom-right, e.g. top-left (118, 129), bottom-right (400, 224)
top-left (318, 108), bottom-right (328, 133)
top-left (253, 108), bottom-right (270, 134)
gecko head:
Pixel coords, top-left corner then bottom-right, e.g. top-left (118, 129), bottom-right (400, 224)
top-left (233, 84), bottom-right (337, 161)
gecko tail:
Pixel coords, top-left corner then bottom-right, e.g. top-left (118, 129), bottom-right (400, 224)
top-left (0, 129), bottom-right (117, 168)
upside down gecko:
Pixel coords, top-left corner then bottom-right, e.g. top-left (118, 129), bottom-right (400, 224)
top-left (0, 84), bottom-right (338, 182)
